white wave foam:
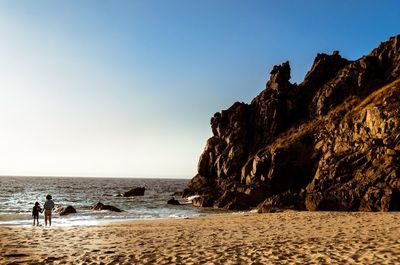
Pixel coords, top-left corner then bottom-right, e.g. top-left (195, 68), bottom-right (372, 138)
top-left (186, 195), bottom-right (200, 201)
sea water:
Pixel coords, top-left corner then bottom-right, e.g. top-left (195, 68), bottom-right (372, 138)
top-left (0, 176), bottom-right (224, 226)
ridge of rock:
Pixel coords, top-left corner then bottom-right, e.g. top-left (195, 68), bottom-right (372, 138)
top-left (184, 34), bottom-right (400, 211)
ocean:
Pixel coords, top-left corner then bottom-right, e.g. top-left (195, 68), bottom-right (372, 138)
top-left (0, 176), bottom-right (224, 226)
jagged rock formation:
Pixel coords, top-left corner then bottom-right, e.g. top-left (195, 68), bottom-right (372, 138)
top-left (184, 34), bottom-right (400, 211)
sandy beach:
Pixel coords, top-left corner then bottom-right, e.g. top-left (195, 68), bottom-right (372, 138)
top-left (0, 211), bottom-right (399, 264)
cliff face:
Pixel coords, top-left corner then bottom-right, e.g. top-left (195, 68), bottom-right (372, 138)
top-left (184, 35), bottom-right (400, 211)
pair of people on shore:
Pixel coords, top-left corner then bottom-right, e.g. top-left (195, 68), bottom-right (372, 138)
top-left (32, 194), bottom-right (55, 226)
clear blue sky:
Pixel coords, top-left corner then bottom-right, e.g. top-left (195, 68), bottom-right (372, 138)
top-left (0, 1), bottom-right (398, 178)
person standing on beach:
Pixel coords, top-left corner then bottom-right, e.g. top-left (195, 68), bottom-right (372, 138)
top-left (43, 194), bottom-right (55, 226)
top-left (32, 202), bottom-right (42, 226)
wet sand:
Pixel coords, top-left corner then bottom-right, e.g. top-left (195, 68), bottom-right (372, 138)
top-left (1, 211), bottom-right (400, 264)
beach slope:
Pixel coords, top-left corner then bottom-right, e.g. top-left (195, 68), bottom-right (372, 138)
top-left (1, 212), bottom-right (400, 264)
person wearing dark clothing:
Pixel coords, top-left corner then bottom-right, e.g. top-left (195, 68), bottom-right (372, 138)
top-left (32, 201), bottom-right (42, 226)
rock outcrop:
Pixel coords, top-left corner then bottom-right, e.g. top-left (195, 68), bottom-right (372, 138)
top-left (59, 205), bottom-right (77, 216)
top-left (92, 202), bottom-right (122, 212)
top-left (185, 34), bottom-right (400, 211)
top-left (123, 187), bottom-right (145, 197)
top-left (167, 198), bottom-right (181, 205)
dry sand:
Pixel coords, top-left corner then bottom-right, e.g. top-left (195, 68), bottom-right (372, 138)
top-left (1, 211), bottom-right (400, 264)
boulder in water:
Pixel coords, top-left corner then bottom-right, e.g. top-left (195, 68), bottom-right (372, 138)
top-left (123, 187), bottom-right (145, 197)
top-left (167, 198), bottom-right (181, 205)
top-left (92, 202), bottom-right (122, 212)
top-left (59, 205), bottom-right (77, 216)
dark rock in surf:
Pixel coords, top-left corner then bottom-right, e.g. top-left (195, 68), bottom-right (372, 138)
top-left (92, 202), bottom-right (122, 212)
top-left (167, 198), bottom-right (181, 205)
top-left (59, 205), bottom-right (77, 216)
top-left (123, 187), bottom-right (145, 197)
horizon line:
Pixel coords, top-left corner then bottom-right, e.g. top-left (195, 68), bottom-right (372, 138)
top-left (0, 174), bottom-right (191, 179)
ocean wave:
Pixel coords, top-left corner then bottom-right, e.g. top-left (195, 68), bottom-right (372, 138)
top-left (0, 176), bottom-right (225, 226)
top-left (186, 195), bottom-right (200, 201)
top-left (0, 213), bottom-right (31, 222)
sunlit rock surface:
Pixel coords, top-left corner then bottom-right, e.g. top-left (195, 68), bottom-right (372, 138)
top-left (185, 35), bottom-right (400, 211)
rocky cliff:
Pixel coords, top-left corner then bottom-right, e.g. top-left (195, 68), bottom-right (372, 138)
top-left (184, 34), bottom-right (400, 212)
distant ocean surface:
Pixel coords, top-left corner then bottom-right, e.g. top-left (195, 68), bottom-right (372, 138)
top-left (0, 176), bottom-right (225, 226)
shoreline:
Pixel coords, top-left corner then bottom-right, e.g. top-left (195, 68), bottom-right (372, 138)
top-left (1, 211), bottom-right (400, 264)
top-left (0, 208), bottom-right (236, 227)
